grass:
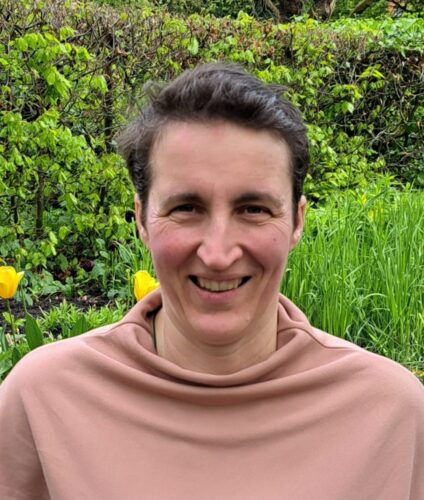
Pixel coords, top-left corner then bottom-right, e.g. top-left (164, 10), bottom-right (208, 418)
top-left (282, 187), bottom-right (424, 372)
top-left (1, 186), bottom-right (423, 380)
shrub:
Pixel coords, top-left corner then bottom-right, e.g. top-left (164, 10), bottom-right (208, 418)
top-left (0, 0), bottom-right (422, 282)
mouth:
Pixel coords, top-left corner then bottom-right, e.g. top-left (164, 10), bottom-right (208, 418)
top-left (189, 275), bottom-right (251, 293)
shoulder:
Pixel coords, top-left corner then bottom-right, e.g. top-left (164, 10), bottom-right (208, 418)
top-left (0, 308), bottom-right (156, 400)
top-left (0, 321), bottom-right (120, 394)
top-left (310, 326), bottom-right (424, 409)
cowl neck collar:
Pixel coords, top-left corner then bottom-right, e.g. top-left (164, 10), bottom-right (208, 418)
top-left (102, 289), bottom-right (328, 388)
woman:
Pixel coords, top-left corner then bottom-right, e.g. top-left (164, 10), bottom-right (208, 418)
top-left (1, 63), bottom-right (423, 500)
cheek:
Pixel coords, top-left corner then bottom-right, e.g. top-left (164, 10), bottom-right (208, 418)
top-left (249, 224), bottom-right (291, 258)
top-left (248, 229), bottom-right (291, 280)
top-left (265, 248), bottom-right (289, 278)
top-left (148, 230), bottom-right (194, 276)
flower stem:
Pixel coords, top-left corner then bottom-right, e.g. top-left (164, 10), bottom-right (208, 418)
top-left (5, 300), bottom-right (17, 347)
top-left (20, 286), bottom-right (28, 315)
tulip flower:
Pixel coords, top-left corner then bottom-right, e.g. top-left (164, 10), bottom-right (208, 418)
top-left (0, 266), bottom-right (24, 348)
top-left (134, 270), bottom-right (159, 301)
top-left (0, 266), bottom-right (24, 299)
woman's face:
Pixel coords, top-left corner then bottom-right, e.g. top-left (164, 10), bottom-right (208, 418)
top-left (135, 121), bottom-right (305, 347)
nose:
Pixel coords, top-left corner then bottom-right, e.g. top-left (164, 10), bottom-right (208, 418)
top-left (196, 218), bottom-right (243, 270)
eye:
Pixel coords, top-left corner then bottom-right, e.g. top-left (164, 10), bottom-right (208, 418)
top-left (169, 204), bottom-right (204, 219)
top-left (241, 205), bottom-right (272, 216)
top-left (173, 204), bottom-right (195, 213)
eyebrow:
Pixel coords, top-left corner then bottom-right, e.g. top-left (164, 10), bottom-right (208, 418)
top-left (162, 191), bottom-right (284, 210)
top-left (161, 193), bottom-right (203, 208)
top-left (233, 192), bottom-right (284, 210)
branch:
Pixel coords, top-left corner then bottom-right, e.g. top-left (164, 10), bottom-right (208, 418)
top-left (262, 0), bottom-right (281, 20)
top-left (351, 0), bottom-right (374, 14)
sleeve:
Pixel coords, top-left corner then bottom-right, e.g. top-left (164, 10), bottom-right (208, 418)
top-left (0, 362), bottom-right (49, 500)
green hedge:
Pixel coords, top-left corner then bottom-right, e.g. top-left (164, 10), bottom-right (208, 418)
top-left (0, 0), bottom-right (423, 277)
top-left (95, 0), bottom-right (424, 20)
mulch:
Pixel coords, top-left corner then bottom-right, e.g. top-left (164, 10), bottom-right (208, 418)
top-left (0, 294), bottom-right (112, 322)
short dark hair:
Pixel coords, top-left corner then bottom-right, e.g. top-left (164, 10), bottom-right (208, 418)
top-left (117, 63), bottom-right (309, 223)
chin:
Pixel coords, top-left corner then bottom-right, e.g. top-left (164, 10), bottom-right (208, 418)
top-left (187, 315), bottom-right (251, 347)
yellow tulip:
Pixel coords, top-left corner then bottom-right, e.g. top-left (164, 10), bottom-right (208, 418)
top-left (0, 266), bottom-right (24, 299)
top-left (134, 270), bottom-right (159, 301)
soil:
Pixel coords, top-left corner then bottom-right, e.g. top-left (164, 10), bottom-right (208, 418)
top-left (0, 294), bottom-right (112, 322)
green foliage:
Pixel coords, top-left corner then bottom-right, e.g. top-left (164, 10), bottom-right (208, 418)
top-left (0, 4), bottom-right (134, 278)
top-left (333, 0), bottom-right (387, 18)
top-left (24, 313), bottom-right (44, 350)
top-left (1, 187), bottom-right (423, 382)
top-left (334, 0), bottom-right (424, 19)
top-left (282, 186), bottom-right (424, 368)
top-left (38, 300), bottom-right (126, 337)
top-left (0, 296), bottom-right (129, 381)
top-left (0, 310), bottom-right (44, 378)
top-left (101, 0), bottom-right (424, 20)
top-left (0, 267), bottom-right (132, 378)
top-left (0, 1), bottom-right (422, 303)
top-left (68, 315), bottom-right (91, 337)
top-left (151, 0), bottom-right (258, 18)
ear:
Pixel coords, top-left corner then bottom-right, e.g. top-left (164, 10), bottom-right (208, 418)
top-left (134, 193), bottom-right (149, 247)
top-left (290, 195), bottom-right (306, 250)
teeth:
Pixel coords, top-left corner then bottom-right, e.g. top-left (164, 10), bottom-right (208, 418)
top-left (197, 277), bottom-right (243, 292)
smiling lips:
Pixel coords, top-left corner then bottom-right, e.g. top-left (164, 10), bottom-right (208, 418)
top-left (190, 276), bottom-right (250, 292)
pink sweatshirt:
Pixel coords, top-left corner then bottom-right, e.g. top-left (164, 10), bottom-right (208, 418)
top-left (1, 292), bottom-right (423, 500)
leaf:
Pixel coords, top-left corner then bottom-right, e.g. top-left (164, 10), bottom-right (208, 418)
top-left (45, 68), bottom-right (56, 85)
top-left (0, 351), bottom-right (12, 378)
top-left (11, 346), bottom-right (21, 366)
top-left (2, 312), bottom-right (13, 325)
top-left (48, 231), bottom-right (58, 245)
top-left (359, 65), bottom-right (385, 80)
top-left (341, 101), bottom-right (354, 114)
top-left (70, 316), bottom-right (90, 337)
top-left (24, 313), bottom-right (44, 350)
top-left (61, 326), bottom-right (70, 339)
top-left (26, 33), bottom-right (39, 49)
top-left (0, 327), bottom-right (8, 351)
top-left (91, 75), bottom-right (108, 94)
top-left (15, 38), bottom-right (28, 51)
top-left (58, 226), bottom-right (69, 241)
top-left (59, 26), bottom-right (75, 41)
top-left (68, 193), bottom-right (78, 206)
top-left (187, 37), bottom-right (199, 56)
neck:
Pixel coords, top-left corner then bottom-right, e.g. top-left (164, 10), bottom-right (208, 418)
top-left (154, 308), bottom-right (278, 375)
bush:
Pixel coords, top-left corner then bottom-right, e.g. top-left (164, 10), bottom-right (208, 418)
top-left (0, 0), bottom-right (422, 283)
top-left (97, 0), bottom-right (272, 19)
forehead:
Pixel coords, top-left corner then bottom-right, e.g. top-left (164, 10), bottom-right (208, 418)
top-left (150, 120), bottom-right (292, 190)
